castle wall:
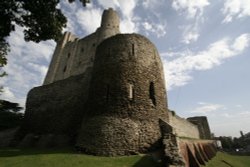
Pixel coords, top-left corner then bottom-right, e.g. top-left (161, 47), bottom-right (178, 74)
top-left (169, 111), bottom-right (200, 139)
top-left (178, 139), bottom-right (217, 166)
top-left (43, 8), bottom-right (120, 85)
top-left (77, 34), bottom-right (169, 156)
top-left (21, 69), bottom-right (92, 138)
top-left (43, 32), bottom-right (78, 84)
top-left (187, 116), bottom-right (212, 139)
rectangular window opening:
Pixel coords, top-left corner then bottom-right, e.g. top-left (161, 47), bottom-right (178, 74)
top-left (129, 84), bottom-right (134, 100)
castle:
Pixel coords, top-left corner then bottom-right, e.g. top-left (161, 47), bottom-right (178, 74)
top-left (19, 8), bottom-right (216, 166)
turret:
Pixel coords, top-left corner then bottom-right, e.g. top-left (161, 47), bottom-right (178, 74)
top-left (97, 8), bottom-right (120, 42)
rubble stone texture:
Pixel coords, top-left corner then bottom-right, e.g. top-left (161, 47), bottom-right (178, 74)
top-left (77, 34), bottom-right (169, 155)
top-left (17, 8), bottom-right (215, 166)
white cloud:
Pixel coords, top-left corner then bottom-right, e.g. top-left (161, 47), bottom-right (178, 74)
top-left (0, 87), bottom-right (15, 101)
top-left (191, 103), bottom-right (225, 113)
top-left (97, 0), bottom-right (138, 33)
top-left (181, 24), bottom-right (200, 44)
top-left (162, 33), bottom-right (250, 90)
top-left (0, 25), bottom-right (55, 107)
top-left (75, 7), bottom-right (102, 34)
top-left (0, 87), bottom-right (25, 108)
top-left (172, 0), bottom-right (209, 43)
top-left (222, 0), bottom-right (250, 23)
top-left (232, 33), bottom-right (250, 51)
top-left (61, 0), bottom-right (167, 37)
top-left (142, 21), bottom-right (167, 38)
top-left (120, 18), bottom-right (139, 33)
top-left (59, 1), bottom-right (102, 35)
top-left (172, 0), bottom-right (210, 18)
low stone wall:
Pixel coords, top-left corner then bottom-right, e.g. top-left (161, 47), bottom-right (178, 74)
top-left (178, 139), bottom-right (217, 167)
top-left (169, 112), bottom-right (200, 139)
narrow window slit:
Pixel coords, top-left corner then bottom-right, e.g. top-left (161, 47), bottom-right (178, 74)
top-left (132, 44), bottom-right (135, 56)
top-left (149, 82), bottom-right (156, 106)
top-left (129, 84), bottom-right (134, 100)
top-left (63, 66), bottom-right (67, 72)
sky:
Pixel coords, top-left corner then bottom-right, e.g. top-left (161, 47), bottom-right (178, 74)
top-left (1, 0), bottom-right (250, 137)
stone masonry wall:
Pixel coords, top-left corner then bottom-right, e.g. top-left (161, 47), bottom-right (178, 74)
top-left (43, 8), bottom-right (120, 85)
top-left (187, 116), bottom-right (211, 139)
top-left (77, 34), bottom-right (169, 156)
top-left (21, 68), bottom-right (92, 138)
top-left (169, 111), bottom-right (200, 139)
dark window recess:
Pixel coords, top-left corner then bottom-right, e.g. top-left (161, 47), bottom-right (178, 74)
top-left (63, 66), bottom-right (67, 72)
top-left (81, 48), bottom-right (84, 52)
top-left (132, 44), bottom-right (135, 56)
top-left (149, 82), bottom-right (156, 106)
top-left (67, 53), bottom-right (70, 58)
top-left (106, 84), bottom-right (110, 102)
top-left (92, 43), bottom-right (96, 47)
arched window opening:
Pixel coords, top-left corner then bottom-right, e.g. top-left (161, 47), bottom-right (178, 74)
top-left (129, 84), bottom-right (134, 100)
top-left (149, 82), bottom-right (156, 106)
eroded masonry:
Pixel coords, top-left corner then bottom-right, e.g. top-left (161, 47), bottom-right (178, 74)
top-left (18, 8), bottom-right (216, 167)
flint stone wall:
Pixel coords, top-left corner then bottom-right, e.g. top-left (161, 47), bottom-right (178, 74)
top-left (21, 68), bottom-right (91, 139)
top-left (77, 34), bottom-right (169, 155)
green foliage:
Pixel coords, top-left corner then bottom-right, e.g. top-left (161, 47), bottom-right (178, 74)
top-left (0, 148), bottom-right (159, 167)
top-left (0, 0), bottom-right (90, 78)
top-left (0, 100), bottom-right (23, 131)
top-left (218, 136), bottom-right (234, 150)
top-left (1, 149), bottom-right (250, 167)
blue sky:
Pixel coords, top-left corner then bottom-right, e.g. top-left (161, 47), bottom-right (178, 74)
top-left (1, 0), bottom-right (250, 137)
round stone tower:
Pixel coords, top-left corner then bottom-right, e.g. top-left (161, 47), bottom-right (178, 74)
top-left (97, 8), bottom-right (120, 42)
top-left (77, 34), bottom-right (169, 156)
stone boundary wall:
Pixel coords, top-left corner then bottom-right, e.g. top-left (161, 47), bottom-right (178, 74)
top-left (169, 111), bottom-right (200, 139)
top-left (178, 139), bottom-right (217, 167)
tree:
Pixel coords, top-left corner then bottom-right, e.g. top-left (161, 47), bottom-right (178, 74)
top-left (0, 0), bottom-right (90, 76)
top-left (0, 99), bottom-right (23, 131)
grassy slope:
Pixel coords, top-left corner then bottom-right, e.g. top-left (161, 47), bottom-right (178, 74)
top-left (0, 148), bottom-right (159, 167)
top-left (204, 152), bottom-right (250, 167)
top-left (1, 149), bottom-right (250, 167)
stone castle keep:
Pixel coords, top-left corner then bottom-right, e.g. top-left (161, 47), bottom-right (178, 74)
top-left (18, 8), bottom-right (216, 166)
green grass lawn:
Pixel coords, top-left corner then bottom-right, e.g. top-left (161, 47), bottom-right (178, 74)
top-left (203, 152), bottom-right (250, 167)
top-left (1, 148), bottom-right (250, 167)
top-left (0, 148), bottom-right (159, 167)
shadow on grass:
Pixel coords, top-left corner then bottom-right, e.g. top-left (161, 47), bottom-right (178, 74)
top-left (0, 147), bottom-right (75, 157)
top-left (221, 160), bottom-right (234, 167)
top-left (132, 155), bottom-right (163, 167)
